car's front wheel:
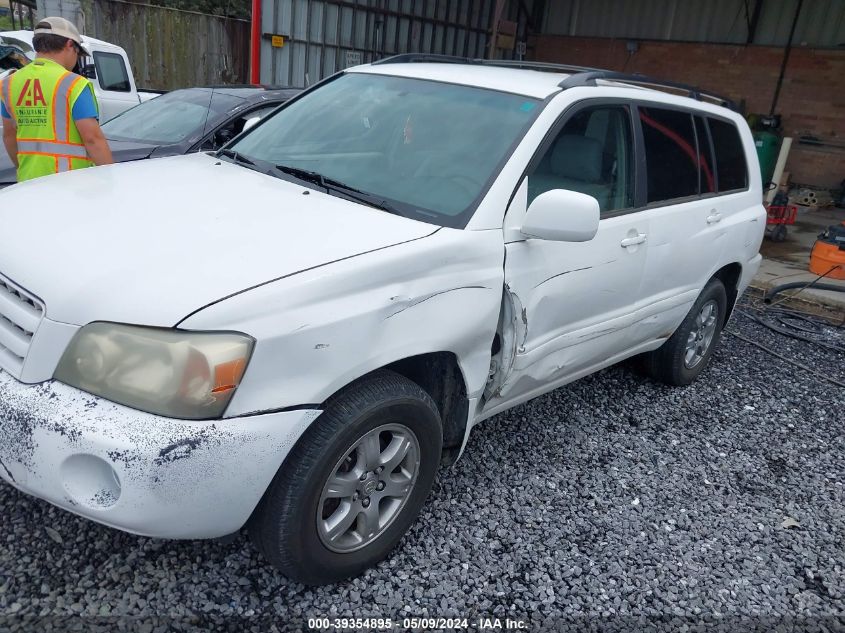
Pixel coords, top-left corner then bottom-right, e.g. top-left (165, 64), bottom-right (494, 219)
top-left (642, 278), bottom-right (727, 386)
top-left (249, 370), bottom-right (442, 585)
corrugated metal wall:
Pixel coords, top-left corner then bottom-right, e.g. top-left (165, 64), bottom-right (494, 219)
top-left (38, 0), bottom-right (84, 31)
top-left (85, 0), bottom-right (249, 89)
top-left (543, 0), bottom-right (845, 48)
top-left (260, 0), bottom-right (502, 87)
top-left (36, 0), bottom-right (541, 90)
top-left (36, 0), bottom-right (250, 89)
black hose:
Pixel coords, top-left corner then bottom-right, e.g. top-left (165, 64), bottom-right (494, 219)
top-left (725, 330), bottom-right (845, 389)
top-left (736, 308), bottom-right (845, 353)
top-left (764, 281), bottom-right (845, 304)
top-left (767, 305), bottom-right (845, 329)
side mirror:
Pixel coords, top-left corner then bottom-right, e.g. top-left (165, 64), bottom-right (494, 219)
top-left (521, 189), bottom-right (600, 242)
top-left (80, 63), bottom-right (97, 79)
top-left (242, 116), bottom-right (261, 132)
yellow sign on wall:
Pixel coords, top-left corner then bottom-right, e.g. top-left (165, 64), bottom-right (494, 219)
top-left (271, 35), bottom-right (285, 48)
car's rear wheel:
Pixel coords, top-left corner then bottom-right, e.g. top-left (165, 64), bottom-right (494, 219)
top-left (642, 278), bottom-right (727, 386)
top-left (249, 370), bottom-right (442, 585)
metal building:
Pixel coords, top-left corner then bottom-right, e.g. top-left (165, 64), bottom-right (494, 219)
top-left (254, 0), bottom-right (542, 87)
top-left (542, 0), bottom-right (845, 48)
top-left (253, 0), bottom-right (845, 87)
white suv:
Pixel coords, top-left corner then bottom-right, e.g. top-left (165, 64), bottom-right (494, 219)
top-left (0, 56), bottom-right (765, 584)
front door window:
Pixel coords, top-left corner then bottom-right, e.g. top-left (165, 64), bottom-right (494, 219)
top-left (527, 105), bottom-right (634, 213)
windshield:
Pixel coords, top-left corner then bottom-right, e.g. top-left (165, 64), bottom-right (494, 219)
top-left (102, 89), bottom-right (242, 144)
top-left (231, 73), bottom-right (541, 227)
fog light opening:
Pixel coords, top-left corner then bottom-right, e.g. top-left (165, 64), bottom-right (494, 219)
top-left (60, 454), bottom-right (122, 509)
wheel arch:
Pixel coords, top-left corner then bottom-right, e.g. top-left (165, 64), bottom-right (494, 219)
top-left (320, 352), bottom-right (470, 456)
top-left (384, 352), bottom-right (469, 452)
top-left (711, 262), bottom-right (742, 325)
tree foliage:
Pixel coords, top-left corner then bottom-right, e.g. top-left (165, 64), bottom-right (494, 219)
top-left (144, 0), bottom-right (250, 21)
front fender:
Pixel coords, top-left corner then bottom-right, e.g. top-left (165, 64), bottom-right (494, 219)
top-left (180, 228), bottom-right (505, 417)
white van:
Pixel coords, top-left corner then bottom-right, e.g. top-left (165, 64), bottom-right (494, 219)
top-left (0, 30), bottom-right (159, 122)
top-left (0, 56), bottom-right (765, 585)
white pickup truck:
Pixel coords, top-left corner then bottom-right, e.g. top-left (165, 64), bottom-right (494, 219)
top-left (0, 29), bottom-right (160, 122)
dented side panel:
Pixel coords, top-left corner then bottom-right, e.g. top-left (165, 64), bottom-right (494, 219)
top-left (486, 203), bottom-right (650, 410)
top-left (181, 229), bottom-right (506, 416)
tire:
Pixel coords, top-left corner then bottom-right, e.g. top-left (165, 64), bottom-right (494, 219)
top-left (642, 278), bottom-right (727, 386)
top-left (249, 370), bottom-right (442, 585)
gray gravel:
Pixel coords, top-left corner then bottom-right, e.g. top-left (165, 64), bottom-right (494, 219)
top-left (1, 293), bottom-right (844, 632)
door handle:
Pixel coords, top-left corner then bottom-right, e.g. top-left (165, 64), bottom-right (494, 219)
top-left (706, 210), bottom-right (722, 224)
top-left (620, 233), bottom-right (647, 248)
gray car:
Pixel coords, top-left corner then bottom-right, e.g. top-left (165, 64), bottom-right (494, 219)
top-left (0, 85), bottom-right (300, 187)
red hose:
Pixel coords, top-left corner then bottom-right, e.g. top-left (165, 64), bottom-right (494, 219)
top-left (250, 0), bottom-right (261, 85)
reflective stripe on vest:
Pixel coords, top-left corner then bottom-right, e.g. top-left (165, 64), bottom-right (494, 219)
top-left (16, 139), bottom-right (89, 158)
top-left (53, 73), bottom-right (82, 142)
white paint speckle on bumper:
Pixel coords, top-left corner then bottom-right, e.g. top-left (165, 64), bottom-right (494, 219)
top-left (0, 369), bottom-right (320, 539)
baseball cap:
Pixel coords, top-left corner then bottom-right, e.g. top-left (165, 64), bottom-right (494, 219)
top-left (34, 17), bottom-right (91, 56)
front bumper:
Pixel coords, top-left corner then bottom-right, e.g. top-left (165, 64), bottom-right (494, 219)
top-left (0, 369), bottom-right (321, 539)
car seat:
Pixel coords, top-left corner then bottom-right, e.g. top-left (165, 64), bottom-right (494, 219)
top-left (528, 135), bottom-right (611, 210)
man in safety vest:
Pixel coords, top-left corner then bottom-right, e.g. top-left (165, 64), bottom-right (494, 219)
top-left (0, 17), bottom-right (113, 182)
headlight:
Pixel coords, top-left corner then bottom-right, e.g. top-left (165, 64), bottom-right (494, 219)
top-left (54, 322), bottom-right (254, 419)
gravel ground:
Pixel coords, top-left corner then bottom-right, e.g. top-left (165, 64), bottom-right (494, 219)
top-left (1, 294), bottom-right (844, 632)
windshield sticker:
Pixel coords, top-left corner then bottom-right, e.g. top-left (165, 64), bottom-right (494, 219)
top-left (520, 102), bottom-right (536, 112)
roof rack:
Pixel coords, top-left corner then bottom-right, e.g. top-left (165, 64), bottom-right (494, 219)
top-left (558, 70), bottom-right (737, 110)
top-left (371, 53), bottom-right (472, 65)
top-left (476, 59), bottom-right (604, 74)
top-left (372, 54), bottom-right (602, 75)
top-left (370, 53), bottom-right (737, 111)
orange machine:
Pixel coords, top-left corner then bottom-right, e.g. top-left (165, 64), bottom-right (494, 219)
top-left (809, 223), bottom-right (845, 280)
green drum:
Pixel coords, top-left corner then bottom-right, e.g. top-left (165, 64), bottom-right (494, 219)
top-left (753, 130), bottom-right (781, 188)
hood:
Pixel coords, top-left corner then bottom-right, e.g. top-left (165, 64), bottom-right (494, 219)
top-left (0, 139), bottom-right (160, 185)
top-left (106, 138), bottom-right (160, 162)
top-left (0, 153), bottom-right (438, 326)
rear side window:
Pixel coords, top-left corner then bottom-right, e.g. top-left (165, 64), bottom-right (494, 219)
top-left (93, 52), bottom-right (131, 92)
top-left (639, 107), bottom-right (698, 203)
top-left (694, 116), bottom-right (716, 194)
top-left (708, 118), bottom-right (748, 192)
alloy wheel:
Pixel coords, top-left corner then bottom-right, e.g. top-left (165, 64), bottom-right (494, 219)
top-left (316, 424), bottom-right (420, 553)
top-left (684, 299), bottom-right (719, 369)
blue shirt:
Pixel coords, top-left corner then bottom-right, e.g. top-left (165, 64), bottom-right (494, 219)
top-left (1, 82), bottom-right (98, 121)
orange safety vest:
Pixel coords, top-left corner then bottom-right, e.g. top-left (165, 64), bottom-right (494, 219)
top-left (0, 58), bottom-right (96, 182)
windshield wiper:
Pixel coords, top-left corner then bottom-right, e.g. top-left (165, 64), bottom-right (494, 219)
top-left (274, 164), bottom-right (405, 217)
top-left (217, 148), bottom-right (255, 166)
top-left (273, 164), bottom-right (327, 187)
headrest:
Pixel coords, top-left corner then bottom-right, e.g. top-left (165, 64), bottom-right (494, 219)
top-left (550, 135), bottom-right (603, 183)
